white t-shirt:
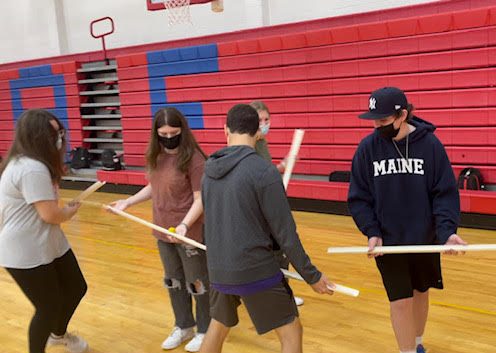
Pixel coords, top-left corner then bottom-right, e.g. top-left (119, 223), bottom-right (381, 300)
top-left (0, 157), bottom-right (70, 269)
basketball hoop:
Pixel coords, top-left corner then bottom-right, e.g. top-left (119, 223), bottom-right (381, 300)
top-left (162, 0), bottom-right (223, 26)
top-left (163, 0), bottom-right (192, 26)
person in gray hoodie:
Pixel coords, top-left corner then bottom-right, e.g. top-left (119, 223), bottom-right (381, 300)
top-left (200, 104), bottom-right (333, 353)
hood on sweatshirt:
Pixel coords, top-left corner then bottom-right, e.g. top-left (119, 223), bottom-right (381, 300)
top-left (378, 116), bottom-right (436, 146)
top-left (205, 145), bottom-right (257, 180)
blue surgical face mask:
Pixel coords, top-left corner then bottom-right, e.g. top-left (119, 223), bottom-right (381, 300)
top-left (260, 123), bottom-right (270, 136)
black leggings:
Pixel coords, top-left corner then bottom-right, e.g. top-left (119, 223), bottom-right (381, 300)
top-left (6, 249), bottom-right (87, 353)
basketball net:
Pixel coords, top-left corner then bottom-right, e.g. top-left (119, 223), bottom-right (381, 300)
top-left (163, 0), bottom-right (192, 26)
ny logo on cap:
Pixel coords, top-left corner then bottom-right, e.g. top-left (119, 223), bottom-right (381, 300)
top-left (369, 97), bottom-right (376, 110)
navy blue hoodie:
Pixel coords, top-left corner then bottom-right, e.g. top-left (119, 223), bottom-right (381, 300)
top-left (348, 117), bottom-right (460, 245)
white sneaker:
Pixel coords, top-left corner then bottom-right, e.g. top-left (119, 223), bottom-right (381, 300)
top-left (184, 333), bottom-right (205, 352)
top-left (161, 326), bottom-right (195, 350)
top-left (294, 296), bottom-right (304, 306)
top-left (47, 332), bottom-right (89, 353)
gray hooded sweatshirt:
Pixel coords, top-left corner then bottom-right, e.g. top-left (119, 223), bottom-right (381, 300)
top-left (202, 145), bottom-right (321, 286)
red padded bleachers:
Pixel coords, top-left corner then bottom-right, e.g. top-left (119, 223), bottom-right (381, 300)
top-left (119, 108), bottom-right (496, 130)
top-left (120, 128), bottom-right (496, 148)
top-left (0, 62), bottom-right (82, 158)
top-left (111, 6), bottom-right (496, 215)
top-left (120, 88), bottom-right (496, 118)
top-left (288, 180), bottom-right (496, 215)
top-left (97, 169), bottom-right (148, 186)
top-left (0, 73), bottom-right (79, 91)
top-left (214, 7), bottom-right (496, 57)
top-left (163, 66), bottom-right (496, 94)
top-left (162, 71), bottom-right (496, 103)
top-left (195, 88), bottom-right (496, 114)
top-left (117, 25), bottom-right (496, 81)
top-left (215, 45), bottom-right (496, 75)
top-left (15, 85), bottom-right (79, 99)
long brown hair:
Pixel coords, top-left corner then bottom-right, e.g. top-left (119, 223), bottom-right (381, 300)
top-left (0, 109), bottom-right (66, 183)
top-left (146, 107), bottom-right (207, 173)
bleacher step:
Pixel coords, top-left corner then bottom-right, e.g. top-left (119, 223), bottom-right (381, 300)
top-left (77, 65), bottom-right (117, 73)
top-left (78, 77), bottom-right (118, 84)
top-left (88, 149), bottom-right (124, 154)
top-left (81, 102), bottom-right (120, 108)
top-left (80, 89), bottom-right (120, 96)
top-left (83, 126), bottom-right (122, 131)
top-left (82, 114), bottom-right (122, 119)
top-left (84, 138), bottom-right (124, 143)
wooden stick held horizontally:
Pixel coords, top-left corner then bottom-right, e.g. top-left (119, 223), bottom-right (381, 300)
top-left (328, 244), bottom-right (496, 255)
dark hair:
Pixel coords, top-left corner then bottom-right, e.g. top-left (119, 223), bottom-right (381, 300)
top-left (0, 109), bottom-right (66, 183)
top-left (249, 101), bottom-right (270, 115)
top-left (146, 107), bottom-right (207, 173)
top-left (394, 103), bottom-right (415, 122)
top-left (226, 104), bottom-right (259, 136)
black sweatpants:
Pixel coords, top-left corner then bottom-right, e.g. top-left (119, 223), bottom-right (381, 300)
top-left (6, 249), bottom-right (87, 353)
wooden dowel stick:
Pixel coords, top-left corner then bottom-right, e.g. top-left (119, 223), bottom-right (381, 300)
top-left (71, 181), bottom-right (106, 203)
top-left (61, 198), bottom-right (103, 208)
top-left (104, 204), bottom-right (206, 250)
top-left (282, 129), bottom-right (305, 190)
top-left (280, 269), bottom-right (360, 297)
top-left (328, 244), bottom-right (496, 255)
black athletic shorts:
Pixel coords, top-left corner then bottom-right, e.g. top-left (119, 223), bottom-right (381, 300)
top-left (375, 253), bottom-right (443, 302)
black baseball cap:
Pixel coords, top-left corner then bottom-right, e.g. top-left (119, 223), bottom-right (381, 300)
top-left (359, 87), bottom-right (408, 120)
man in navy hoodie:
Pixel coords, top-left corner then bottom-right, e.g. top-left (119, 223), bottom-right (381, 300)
top-left (348, 87), bottom-right (467, 353)
top-left (200, 104), bottom-right (333, 353)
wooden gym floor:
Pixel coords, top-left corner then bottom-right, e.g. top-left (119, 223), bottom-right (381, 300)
top-left (0, 189), bottom-right (494, 353)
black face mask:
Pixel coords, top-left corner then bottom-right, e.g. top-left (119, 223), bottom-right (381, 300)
top-left (376, 121), bottom-right (400, 139)
top-left (158, 134), bottom-right (181, 149)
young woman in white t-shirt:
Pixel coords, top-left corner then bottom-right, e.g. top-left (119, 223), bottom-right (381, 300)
top-left (0, 109), bottom-right (88, 353)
